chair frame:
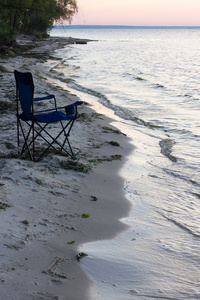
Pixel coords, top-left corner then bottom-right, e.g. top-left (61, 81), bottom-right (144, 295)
top-left (14, 70), bottom-right (82, 162)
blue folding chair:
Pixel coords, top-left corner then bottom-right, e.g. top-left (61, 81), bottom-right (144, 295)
top-left (14, 70), bottom-right (83, 162)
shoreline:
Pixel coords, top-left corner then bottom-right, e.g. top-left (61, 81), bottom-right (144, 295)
top-left (0, 35), bottom-right (133, 299)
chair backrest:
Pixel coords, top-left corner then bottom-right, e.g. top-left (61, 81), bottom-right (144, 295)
top-left (14, 70), bottom-right (34, 119)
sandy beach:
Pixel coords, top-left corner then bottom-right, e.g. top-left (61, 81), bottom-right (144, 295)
top-left (0, 35), bottom-right (132, 299)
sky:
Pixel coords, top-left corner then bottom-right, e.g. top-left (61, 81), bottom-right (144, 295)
top-left (71, 0), bottom-right (200, 26)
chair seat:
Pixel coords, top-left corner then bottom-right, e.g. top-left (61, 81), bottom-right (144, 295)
top-left (34, 111), bottom-right (76, 123)
top-left (19, 111), bottom-right (76, 123)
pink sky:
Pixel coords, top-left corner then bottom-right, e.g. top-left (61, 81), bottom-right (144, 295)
top-left (72, 0), bottom-right (200, 26)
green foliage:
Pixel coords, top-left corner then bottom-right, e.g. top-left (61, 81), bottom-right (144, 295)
top-left (0, 22), bottom-right (15, 45)
top-left (0, 0), bottom-right (78, 43)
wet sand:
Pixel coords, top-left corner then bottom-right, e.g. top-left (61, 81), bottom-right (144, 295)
top-left (0, 35), bottom-right (132, 299)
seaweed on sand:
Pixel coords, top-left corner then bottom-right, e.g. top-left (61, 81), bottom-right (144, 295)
top-left (102, 126), bottom-right (126, 136)
top-left (89, 154), bottom-right (123, 164)
top-left (76, 252), bottom-right (88, 261)
top-left (108, 141), bottom-right (120, 147)
top-left (60, 160), bottom-right (92, 173)
top-left (0, 100), bottom-right (16, 113)
top-left (0, 201), bottom-right (11, 210)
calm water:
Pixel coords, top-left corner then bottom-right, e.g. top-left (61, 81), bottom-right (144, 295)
top-left (50, 26), bottom-right (200, 299)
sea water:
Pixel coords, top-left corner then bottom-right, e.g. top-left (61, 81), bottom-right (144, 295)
top-left (50, 26), bottom-right (200, 299)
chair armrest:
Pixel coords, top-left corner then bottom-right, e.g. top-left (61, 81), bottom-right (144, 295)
top-left (34, 94), bottom-right (55, 101)
top-left (65, 101), bottom-right (83, 115)
top-left (73, 101), bottom-right (83, 106)
top-left (34, 107), bottom-right (62, 114)
top-left (34, 101), bottom-right (83, 114)
top-left (35, 105), bottom-right (70, 114)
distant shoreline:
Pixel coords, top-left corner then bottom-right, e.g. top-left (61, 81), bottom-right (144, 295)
top-left (53, 25), bottom-right (200, 29)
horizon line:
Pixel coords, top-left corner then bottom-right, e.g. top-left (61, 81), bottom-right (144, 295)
top-left (54, 24), bottom-right (200, 28)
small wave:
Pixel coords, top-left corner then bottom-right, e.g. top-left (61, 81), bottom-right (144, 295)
top-left (190, 179), bottom-right (200, 187)
top-left (69, 81), bottom-right (165, 129)
top-left (130, 292), bottom-right (192, 299)
top-left (162, 168), bottom-right (200, 188)
top-left (133, 74), bottom-right (165, 89)
top-left (161, 213), bottom-right (200, 238)
top-left (159, 139), bottom-right (177, 162)
top-left (122, 73), bottom-right (146, 81)
top-left (191, 192), bottom-right (200, 199)
top-left (51, 61), bottom-right (69, 69)
top-left (69, 82), bottom-right (110, 103)
top-left (155, 83), bottom-right (164, 88)
top-left (184, 93), bottom-right (193, 98)
top-left (130, 116), bottom-right (163, 128)
top-left (45, 69), bottom-right (165, 130)
top-left (135, 76), bottom-right (145, 81)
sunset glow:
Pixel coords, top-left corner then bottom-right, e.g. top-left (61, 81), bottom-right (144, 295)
top-left (72, 0), bottom-right (200, 26)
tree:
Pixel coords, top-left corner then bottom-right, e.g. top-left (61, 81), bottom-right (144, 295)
top-left (0, 0), bottom-right (78, 44)
top-left (20, 0), bottom-right (78, 36)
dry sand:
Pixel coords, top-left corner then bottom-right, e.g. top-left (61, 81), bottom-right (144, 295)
top-left (0, 35), bottom-right (133, 299)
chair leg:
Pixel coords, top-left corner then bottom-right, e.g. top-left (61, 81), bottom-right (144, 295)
top-left (18, 118), bottom-right (77, 161)
top-left (61, 119), bottom-right (76, 158)
top-left (20, 122), bottom-right (58, 159)
top-left (60, 119), bottom-right (75, 157)
top-left (18, 121), bottom-right (34, 161)
top-left (35, 120), bottom-right (76, 160)
top-left (32, 120), bottom-right (35, 162)
top-left (17, 117), bottom-right (20, 155)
